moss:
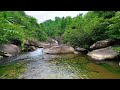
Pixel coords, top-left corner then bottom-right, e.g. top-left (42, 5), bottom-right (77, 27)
top-left (0, 61), bottom-right (26, 79)
top-left (98, 62), bottom-right (120, 74)
top-left (50, 54), bottom-right (120, 79)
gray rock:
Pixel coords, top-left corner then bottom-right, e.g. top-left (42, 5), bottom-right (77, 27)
top-left (47, 38), bottom-right (59, 45)
top-left (3, 53), bottom-right (12, 57)
top-left (29, 46), bottom-right (36, 51)
top-left (74, 51), bottom-right (79, 54)
top-left (44, 45), bottom-right (75, 54)
top-left (24, 40), bottom-right (42, 47)
top-left (24, 40), bottom-right (29, 46)
top-left (90, 39), bottom-right (115, 50)
top-left (75, 47), bottom-right (87, 52)
top-left (23, 46), bottom-right (36, 52)
top-left (0, 44), bottom-right (21, 56)
top-left (0, 51), bottom-right (12, 57)
top-left (87, 47), bottom-right (119, 61)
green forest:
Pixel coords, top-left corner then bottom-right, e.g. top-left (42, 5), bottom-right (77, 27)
top-left (1, 11), bottom-right (120, 79)
top-left (0, 11), bottom-right (120, 49)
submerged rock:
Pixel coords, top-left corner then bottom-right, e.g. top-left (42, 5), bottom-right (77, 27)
top-left (90, 39), bottom-right (115, 50)
top-left (87, 47), bottom-right (119, 61)
top-left (44, 45), bottom-right (75, 54)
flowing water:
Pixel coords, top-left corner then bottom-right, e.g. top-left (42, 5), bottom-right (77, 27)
top-left (1, 48), bottom-right (120, 79)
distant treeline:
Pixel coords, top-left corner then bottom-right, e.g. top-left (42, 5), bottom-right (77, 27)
top-left (0, 11), bottom-right (120, 48)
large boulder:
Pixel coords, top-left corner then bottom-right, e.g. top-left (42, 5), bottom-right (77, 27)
top-left (44, 45), bottom-right (75, 54)
top-left (87, 47), bottom-right (119, 61)
top-left (0, 44), bottom-right (21, 57)
top-left (90, 39), bottom-right (115, 50)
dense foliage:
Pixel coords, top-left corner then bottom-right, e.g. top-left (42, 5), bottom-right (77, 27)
top-left (0, 11), bottom-right (120, 49)
top-left (0, 11), bottom-right (47, 47)
top-left (40, 11), bottom-right (120, 48)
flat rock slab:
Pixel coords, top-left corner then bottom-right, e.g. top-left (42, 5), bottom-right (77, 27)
top-left (87, 47), bottom-right (119, 60)
top-left (44, 45), bottom-right (75, 54)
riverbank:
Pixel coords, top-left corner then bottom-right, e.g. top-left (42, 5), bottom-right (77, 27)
top-left (50, 54), bottom-right (120, 79)
top-left (6, 48), bottom-right (120, 79)
top-left (0, 61), bottom-right (26, 79)
top-left (1, 48), bottom-right (120, 79)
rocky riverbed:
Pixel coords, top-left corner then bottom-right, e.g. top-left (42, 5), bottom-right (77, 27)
top-left (1, 48), bottom-right (120, 79)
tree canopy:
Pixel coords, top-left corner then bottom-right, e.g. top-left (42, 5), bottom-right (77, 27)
top-left (0, 11), bottom-right (120, 49)
top-left (0, 11), bottom-right (47, 46)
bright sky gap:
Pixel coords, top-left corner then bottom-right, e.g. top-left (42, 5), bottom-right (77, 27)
top-left (25, 11), bottom-right (88, 23)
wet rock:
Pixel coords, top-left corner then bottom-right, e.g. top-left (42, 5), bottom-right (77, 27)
top-left (30, 46), bottom-right (36, 51)
top-left (75, 47), bottom-right (88, 53)
top-left (87, 47), bottom-right (119, 61)
top-left (44, 45), bottom-right (75, 54)
top-left (90, 39), bottom-right (115, 50)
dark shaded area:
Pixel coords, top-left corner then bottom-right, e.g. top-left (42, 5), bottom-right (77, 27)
top-left (71, 26), bottom-right (76, 29)
top-left (10, 39), bottom-right (22, 46)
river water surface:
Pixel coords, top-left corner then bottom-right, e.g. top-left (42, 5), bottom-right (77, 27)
top-left (2, 48), bottom-right (120, 79)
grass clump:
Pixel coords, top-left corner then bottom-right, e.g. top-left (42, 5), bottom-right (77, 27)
top-left (0, 61), bottom-right (26, 79)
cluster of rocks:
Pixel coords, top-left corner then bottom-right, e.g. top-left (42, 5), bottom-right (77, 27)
top-left (87, 39), bottom-right (119, 61)
top-left (23, 40), bottom-right (42, 52)
top-left (0, 38), bottom-right (119, 62)
top-left (0, 39), bottom-right (59, 59)
top-left (50, 39), bottom-right (119, 61)
top-left (0, 40), bottom-right (43, 59)
top-left (72, 39), bottom-right (119, 61)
